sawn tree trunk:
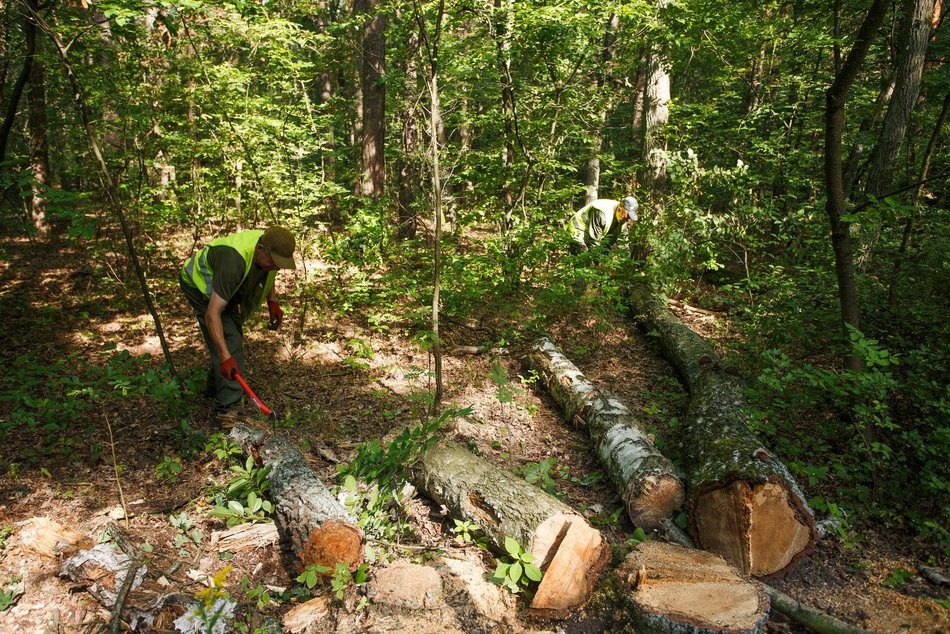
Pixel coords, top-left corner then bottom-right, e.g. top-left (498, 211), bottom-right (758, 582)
top-left (412, 440), bottom-right (608, 617)
top-left (527, 337), bottom-right (685, 529)
top-left (231, 423), bottom-right (363, 571)
top-left (627, 283), bottom-right (817, 579)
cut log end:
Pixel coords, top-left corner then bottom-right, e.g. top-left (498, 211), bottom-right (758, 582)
top-left (693, 480), bottom-right (816, 578)
top-left (624, 474), bottom-right (686, 530)
top-left (528, 515), bottom-right (609, 619)
top-left (620, 541), bottom-right (769, 634)
top-left (298, 518), bottom-right (363, 572)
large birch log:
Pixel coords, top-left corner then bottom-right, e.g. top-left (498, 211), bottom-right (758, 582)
top-left (231, 422), bottom-right (362, 571)
top-left (627, 282), bottom-right (817, 579)
top-left (412, 440), bottom-right (608, 617)
top-left (527, 337), bottom-right (685, 529)
top-left (613, 541), bottom-right (770, 634)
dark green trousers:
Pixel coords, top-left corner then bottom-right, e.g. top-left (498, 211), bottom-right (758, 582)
top-left (180, 278), bottom-right (245, 413)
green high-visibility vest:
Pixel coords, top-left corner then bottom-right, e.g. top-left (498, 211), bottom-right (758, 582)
top-left (181, 230), bottom-right (275, 313)
top-left (570, 199), bottom-right (620, 247)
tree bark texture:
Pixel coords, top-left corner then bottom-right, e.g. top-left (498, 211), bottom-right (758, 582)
top-left (627, 283), bottom-right (817, 578)
top-left (823, 0), bottom-right (891, 372)
top-left (0, 0), bottom-right (35, 165)
top-left (615, 541), bottom-right (770, 634)
top-left (527, 337), bottom-right (685, 529)
top-left (231, 423), bottom-right (363, 571)
top-left (642, 0), bottom-right (671, 189)
top-left (412, 440), bottom-right (608, 616)
top-left (358, 0), bottom-right (386, 197)
top-left (865, 0), bottom-right (936, 199)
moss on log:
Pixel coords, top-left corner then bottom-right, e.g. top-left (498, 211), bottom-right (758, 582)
top-left (528, 337), bottom-right (685, 529)
top-left (627, 281), bottom-right (817, 578)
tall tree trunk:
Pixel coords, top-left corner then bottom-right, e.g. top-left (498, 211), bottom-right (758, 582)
top-left (415, 0), bottom-right (446, 413)
top-left (584, 14), bottom-right (619, 204)
top-left (493, 0), bottom-right (516, 230)
top-left (358, 0), bottom-right (386, 198)
top-left (27, 27), bottom-right (51, 240)
top-left (642, 0), bottom-right (671, 190)
top-left (0, 1), bottom-right (35, 165)
top-left (887, 89), bottom-right (949, 305)
top-left (315, 0), bottom-right (339, 224)
top-left (865, 0), bottom-right (936, 199)
top-left (824, 0), bottom-right (890, 373)
top-left (397, 30), bottom-right (420, 241)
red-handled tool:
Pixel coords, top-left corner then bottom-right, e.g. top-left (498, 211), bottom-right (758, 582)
top-left (233, 372), bottom-right (278, 430)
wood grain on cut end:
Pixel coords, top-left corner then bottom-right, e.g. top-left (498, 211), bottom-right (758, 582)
top-left (620, 541), bottom-right (769, 634)
top-left (626, 474), bottom-right (687, 530)
top-left (299, 518), bottom-right (363, 572)
top-left (694, 480), bottom-right (816, 578)
top-left (529, 518), bottom-right (609, 618)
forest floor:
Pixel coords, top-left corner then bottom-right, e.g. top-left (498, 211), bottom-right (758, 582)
top-left (0, 230), bottom-right (948, 633)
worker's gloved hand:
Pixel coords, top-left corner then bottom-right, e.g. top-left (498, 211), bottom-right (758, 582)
top-left (219, 357), bottom-right (239, 381)
top-left (267, 300), bottom-right (283, 331)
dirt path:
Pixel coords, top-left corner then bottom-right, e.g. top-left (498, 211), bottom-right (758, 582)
top-left (0, 233), bottom-right (947, 632)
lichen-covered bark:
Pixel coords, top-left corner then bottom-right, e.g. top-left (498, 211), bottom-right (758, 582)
top-left (627, 281), bottom-right (817, 578)
top-left (413, 440), bottom-right (585, 564)
top-left (528, 338), bottom-right (684, 529)
top-left (231, 423), bottom-right (356, 559)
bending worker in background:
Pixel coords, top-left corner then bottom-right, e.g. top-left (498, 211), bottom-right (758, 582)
top-left (180, 226), bottom-right (297, 418)
top-left (569, 196), bottom-right (639, 253)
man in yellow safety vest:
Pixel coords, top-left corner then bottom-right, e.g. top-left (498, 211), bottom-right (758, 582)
top-left (180, 226), bottom-right (296, 417)
top-left (569, 196), bottom-right (639, 253)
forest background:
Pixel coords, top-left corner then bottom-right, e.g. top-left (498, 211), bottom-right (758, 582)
top-left (0, 0), bottom-right (948, 622)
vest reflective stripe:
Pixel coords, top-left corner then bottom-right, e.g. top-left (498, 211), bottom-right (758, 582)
top-left (181, 230), bottom-right (267, 302)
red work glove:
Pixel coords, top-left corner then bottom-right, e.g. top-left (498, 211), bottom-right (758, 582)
top-left (219, 357), bottom-right (239, 381)
top-left (267, 300), bottom-right (283, 331)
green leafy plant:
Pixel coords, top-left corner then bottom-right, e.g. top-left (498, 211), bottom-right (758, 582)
top-left (339, 407), bottom-right (470, 489)
top-left (0, 577), bottom-right (22, 612)
top-left (882, 568), bottom-right (914, 589)
top-left (491, 537), bottom-right (543, 595)
top-left (296, 562), bottom-right (369, 600)
top-left (205, 433), bottom-right (242, 463)
top-left (450, 519), bottom-right (486, 548)
top-left (516, 458), bottom-right (561, 497)
top-left (339, 475), bottom-right (413, 543)
top-left (210, 492), bottom-right (275, 528)
top-left (227, 456), bottom-right (272, 500)
top-left (170, 513), bottom-right (204, 550)
top-left (155, 456), bottom-right (183, 483)
top-left (626, 527), bottom-right (649, 546)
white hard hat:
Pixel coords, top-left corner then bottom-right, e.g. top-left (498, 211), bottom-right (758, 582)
top-left (621, 196), bottom-right (639, 221)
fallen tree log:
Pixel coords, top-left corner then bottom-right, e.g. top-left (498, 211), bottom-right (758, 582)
top-left (412, 440), bottom-right (608, 618)
top-left (660, 519), bottom-right (871, 634)
top-left (527, 337), bottom-right (685, 529)
top-left (231, 422), bottom-right (363, 571)
top-left (627, 282), bottom-right (817, 579)
top-left (612, 540), bottom-right (770, 634)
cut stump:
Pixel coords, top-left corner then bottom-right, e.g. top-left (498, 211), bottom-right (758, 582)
top-left (617, 541), bottom-right (769, 634)
top-left (231, 422), bottom-right (362, 571)
top-left (527, 337), bottom-right (685, 529)
top-left (412, 440), bottom-right (608, 617)
top-left (627, 281), bottom-right (817, 578)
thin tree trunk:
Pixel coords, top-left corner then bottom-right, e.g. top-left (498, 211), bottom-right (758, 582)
top-left (415, 0), bottom-right (445, 414)
top-left (38, 11), bottom-right (176, 373)
top-left (358, 0), bottom-right (386, 197)
top-left (824, 0), bottom-right (890, 373)
top-left (494, 0), bottom-right (515, 230)
top-left (26, 0), bottom-right (50, 239)
top-left (397, 30), bottom-right (420, 241)
top-left (642, 0), bottom-right (671, 190)
top-left (887, 89), bottom-right (949, 305)
top-left (584, 14), bottom-right (619, 204)
top-left (0, 1), bottom-right (35, 165)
